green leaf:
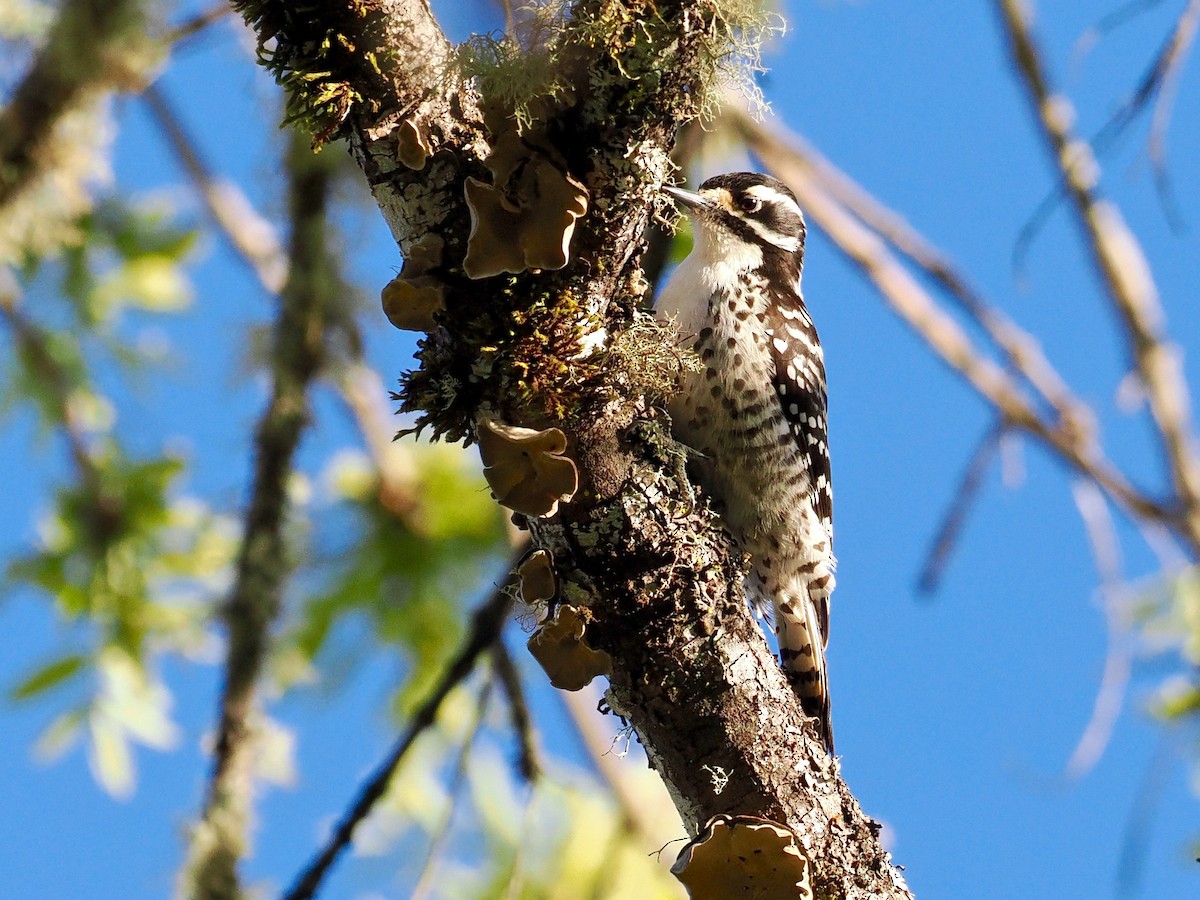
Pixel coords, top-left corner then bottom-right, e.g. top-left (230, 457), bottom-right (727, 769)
top-left (33, 708), bottom-right (87, 763)
top-left (9, 653), bottom-right (88, 701)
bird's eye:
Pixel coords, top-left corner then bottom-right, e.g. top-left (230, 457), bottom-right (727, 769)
top-left (738, 196), bottom-right (763, 213)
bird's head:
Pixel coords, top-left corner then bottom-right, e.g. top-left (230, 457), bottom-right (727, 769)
top-left (663, 172), bottom-right (807, 270)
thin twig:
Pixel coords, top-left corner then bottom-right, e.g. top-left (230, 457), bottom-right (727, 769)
top-left (502, 788), bottom-right (537, 900)
top-left (1020, 1), bottom-right (1197, 267)
top-left (0, 292), bottom-right (99, 486)
top-left (1147, 0), bottom-right (1200, 229)
top-left (1088, 0), bottom-right (1171, 43)
top-left (142, 83), bottom-right (288, 295)
top-left (918, 421), bottom-right (1005, 594)
top-left (282, 582), bottom-right (516, 900)
top-left (166, 3), bottom-right (233, 47)
top-left (559, 685), bottom-right (673, 844)
top-left (181, 135), bottom-right (339, 899)
top-left (996, 0), bottom-right (1200, 558)
top-left (331, 359), bottom-right (443, 523)
top-left (1064, 480), bottom-right (1134, 781)
top-left (1115, 736), bottom-right (1174, 899)
top-left (409, 680), bottom-right (493, 900)
top-left (491, 640), bottom-right (541, 783)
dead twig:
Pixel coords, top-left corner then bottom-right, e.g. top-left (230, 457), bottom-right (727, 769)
top-left (491, 640), bottom-right (541, 783)
top-left (0, 290), bottom-right (100, 487)
top-left (1115, 736), bottom-right (1174, 899)
top-left (282, 582), bottom-right (516, 900)
top-left (142, 83), bottom-right (288, 295)
top-left (996, 0), bottom-right (1200, 558)
top-left (918, 421), bottom-right (1005, 594)
top-left (1063, 480), bottom-right (1134, 781)
top-left (559, 685), bottom-right (674, 846)
top-left (409, 680), bottom-right (493, 900)
top-left (1146, 0), bottom-right (1200, 229)
top-left (729, 108), bottom-right (1081, 427)
top-left (166, 3), bottom-right (233, 47)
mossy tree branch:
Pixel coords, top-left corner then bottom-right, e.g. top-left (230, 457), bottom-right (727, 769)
top-left (0, 0), bottom-right (151, 209)
top-left (179, 132), bottom-right (340, 900)
top-left (231, 2), bottom-right (910, 896)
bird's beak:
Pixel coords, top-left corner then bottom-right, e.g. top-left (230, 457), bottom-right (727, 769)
top-left (662, 184), bottom-right (713, 213)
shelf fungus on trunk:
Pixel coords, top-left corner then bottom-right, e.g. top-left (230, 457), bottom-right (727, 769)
top-left (516, 548), bottom-right (557, 604)
top-left (395, 118), bottom-right (433, 170)
top-left (381, 233), bottom-right (446, 331)
top-left (671, 815), bottom-right (814, 900)
top-left (527, 603), bottom-right (612, 691)
top-left (477, 416), bottom-right (578, 518)
top-left (462, 131), bottom-right (589, 279)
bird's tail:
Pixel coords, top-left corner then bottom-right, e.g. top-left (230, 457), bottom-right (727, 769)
top-left (775, 592), bottom-right (833, 754)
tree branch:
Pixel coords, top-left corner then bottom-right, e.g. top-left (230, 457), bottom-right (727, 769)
top-left (142, 83), bottom-right (287, 294)
top-left (996, 0), bottom-right (1200, 556)
top-left (0, 0), bottom-right (149, 209)
top-left (179, 134), bottom-right (339, 900)
top-left (728, 107), bottom-right (1080, 424)
top-left (282, 583), bottom-right (515, 900)
top-left (491, 640), bottom-right (541, 783)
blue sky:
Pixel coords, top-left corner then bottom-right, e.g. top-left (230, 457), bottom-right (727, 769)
top-left (1, 1), bottom-right (1198, 898)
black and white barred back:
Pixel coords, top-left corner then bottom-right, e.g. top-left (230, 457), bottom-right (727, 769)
top-left (657, 172), bottom-right (836, 753)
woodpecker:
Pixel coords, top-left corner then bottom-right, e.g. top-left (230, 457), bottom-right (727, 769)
top-left (657, 172), bottom-right (835, 753)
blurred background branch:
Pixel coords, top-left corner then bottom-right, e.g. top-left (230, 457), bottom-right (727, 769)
top-left (180, 132), bottom-right (340, 900)
top-left (997, 0), bottom-right (1200, 553)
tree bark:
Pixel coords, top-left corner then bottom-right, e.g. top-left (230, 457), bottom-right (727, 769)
top-left (231, 2), bottom-right (912, 896)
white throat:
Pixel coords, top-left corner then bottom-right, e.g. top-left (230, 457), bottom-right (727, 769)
top-left (655, 222), bottom-right (765, 336)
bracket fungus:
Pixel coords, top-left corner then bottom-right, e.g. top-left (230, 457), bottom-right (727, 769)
top-left (477, 416), bottom-right (578, 518)
top-left (381, 234), bottom-right (446, 331)
top-left (671, 815), bottom-right (813, 900)
top-left (395, 118), bottom-right (433, 170)
top-left (527, 604), bottom-right (612, 691)
top-left (462, 132), bottom-right (589, 279)
top-left (516, 548), bottom-right (557, 604)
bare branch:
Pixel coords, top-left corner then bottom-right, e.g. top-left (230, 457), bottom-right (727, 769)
top-left (165, 4), bottom-right (233, 47)
top-left (0, 0), bottom-right (150, 210)
top-left (282, 582), bottom-right (515, 900)
top-left (918, 421), bottom-right (1004, 594)
top-left (142, 83), bottom-right (288, 295)
top-left (1146, 0), bottom-right (1200, 227)
top-left (560, 685), bottom-right (673, 845)
top-left (491, 640), bottom-right (541, 783)
top-left (180, 135), bottom-right (339, 899)
top-left (730, 109), bottom-right (1082, 425)
top-left (1115, 737), bottom-right (1174, 898)
top-left (0, 290), bottom-right (100, 487)
top-left (1064, 480), bottom-right (1134, 780)
top-left (409, 680), bottom-right (493, 900)
top-left (996, 0), bottom-right (1200, 556)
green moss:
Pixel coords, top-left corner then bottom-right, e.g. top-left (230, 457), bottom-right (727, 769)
top-left (395, 277), bottom-right (602, 441)
top-left (230, 0), bottom-right (396, 145)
